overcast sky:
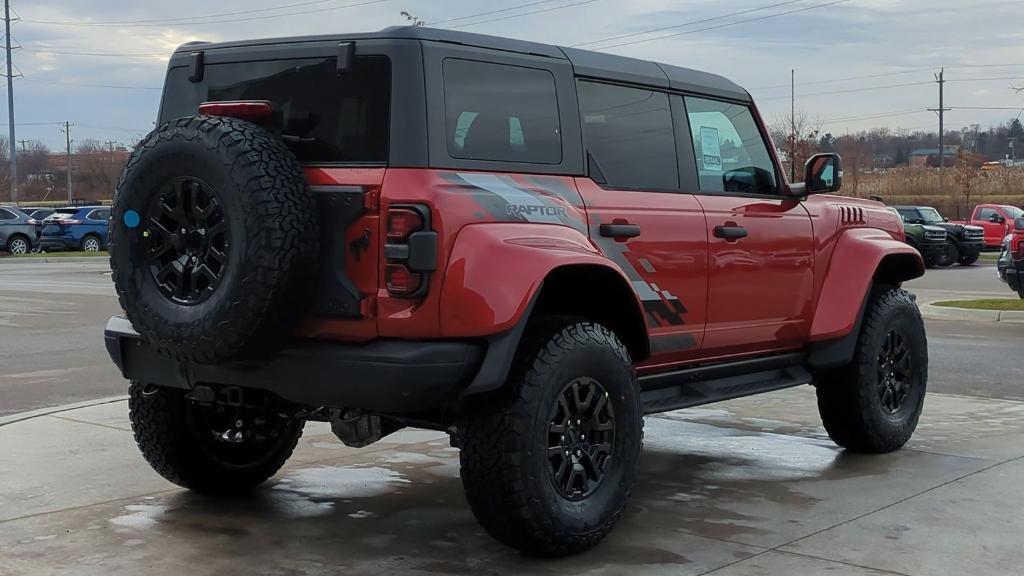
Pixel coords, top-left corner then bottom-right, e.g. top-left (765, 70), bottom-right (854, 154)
top-left (6, 0), bottom-right (1024, 151)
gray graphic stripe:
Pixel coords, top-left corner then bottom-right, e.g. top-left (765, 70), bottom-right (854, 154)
top-left (459, 173), bottom-right (563, 224)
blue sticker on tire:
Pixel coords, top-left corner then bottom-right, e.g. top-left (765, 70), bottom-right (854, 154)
top-left (124, 210), bottom-right (140, 228)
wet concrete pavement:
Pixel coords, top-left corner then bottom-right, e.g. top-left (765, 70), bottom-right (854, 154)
top-left (2, 387), bottom-right (1022, 576)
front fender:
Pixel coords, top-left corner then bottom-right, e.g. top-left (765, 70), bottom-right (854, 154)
top-left (809, 228), bottom-right (924, 342)
top-left (439, 223), bottom-right (634, 337)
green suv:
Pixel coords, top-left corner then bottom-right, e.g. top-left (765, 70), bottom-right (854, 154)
top-left (894, 205), bottom-right (984, 266)
top-left (888, 208), bottom-right (947, 267)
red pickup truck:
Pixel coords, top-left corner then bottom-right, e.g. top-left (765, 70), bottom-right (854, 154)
top-left (952, 203), bottom-right (1024, 248)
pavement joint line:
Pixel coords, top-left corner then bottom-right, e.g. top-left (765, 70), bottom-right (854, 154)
top-left (0, 396), bottom-right (129, 428)
top-left (47, 413), bottom-right (133, 433)
top-left (0, 488), bottom-right (182, 527)
top-left (772, 549), bottom-right (913, 576)
top-left (775, 453), bottom-right (1024, 554)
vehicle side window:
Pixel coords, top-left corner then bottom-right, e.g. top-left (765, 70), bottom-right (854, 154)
top-left (578, 81), bottom-right (678, 190)
top-left (684, 96), bottom-right (778, 196)
top-left (977, 207), bottom-right (997, 220)
top-left (0, 208), bottom-right (15, 220)
top-left (443, 59), bottom-right (561, 165)
top-left (88, 209), bottom-right (110, 221)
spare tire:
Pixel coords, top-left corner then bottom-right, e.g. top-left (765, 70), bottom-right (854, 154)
top-left (110, 116), bottom-right (318, 364)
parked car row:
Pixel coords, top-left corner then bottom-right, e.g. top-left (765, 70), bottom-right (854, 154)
top-left (0, 205), bottom-right (110, 254)
top-left (892, 205), bottom-right (985, 267)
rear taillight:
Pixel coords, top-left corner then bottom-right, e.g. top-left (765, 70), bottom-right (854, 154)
top-left (27, 218), bottom-right (37, 225)
top-left (383, 205), bottom-right (437, 298)
top-left (387, 208), bottom-right (424, 243)
top-left (385, 263), bottom-right (422, 295)
top-left (198, 100), bottom-right (273, 122)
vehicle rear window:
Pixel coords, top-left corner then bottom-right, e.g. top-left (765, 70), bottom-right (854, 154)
top-left (161, 56), bottom-right (390, 164)
top-left (578, 81), bottom-right (678, 191)
top-left (443, 59), bottom-right (561, 164)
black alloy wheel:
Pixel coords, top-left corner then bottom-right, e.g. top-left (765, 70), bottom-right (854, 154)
top-left (547, 377), bottom-right (615, 501)
top-left (877, 328), bottom-right (912, 414)
top-left (146, 176), bottom-right (229, 305)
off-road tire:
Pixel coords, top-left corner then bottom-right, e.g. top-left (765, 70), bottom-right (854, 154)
top-left (110, 116), bottom-right (318, 364)
top-left (459, 319), bottom-right (643, 557)
top-left (957, 251), bottom-right (979, 266)
top-left (816, 287), bottom-right (927, 453)
top-left (936, 240), bottom-right (959, 267)
top-left (6, 234), bottom-right (29, 255)
top-left (128, 381), bottom-right (304, 495)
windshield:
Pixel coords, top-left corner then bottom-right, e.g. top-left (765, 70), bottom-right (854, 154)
top-left (1002, 206), bottom-right (1023, 219)
top-left (919, 208), bottom-right (944, 223)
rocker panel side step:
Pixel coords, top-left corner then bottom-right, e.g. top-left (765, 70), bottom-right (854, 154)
top-left (639, 355), bottom-right (811, 415)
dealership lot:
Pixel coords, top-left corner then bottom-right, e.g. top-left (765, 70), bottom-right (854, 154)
top-left (2, 257), bottom-right (1023, 575)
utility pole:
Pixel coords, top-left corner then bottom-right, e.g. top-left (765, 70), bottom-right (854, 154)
top-left (790, 68), bottom-right (796, 182)
top-left (929, 68), bottom-right (950, 194)
top-left (4, 0), bottom-right (16, 203)
top-left (17, 138), bottom-right (26, 152)
top-left (62, 121), bottom-right (74, 204)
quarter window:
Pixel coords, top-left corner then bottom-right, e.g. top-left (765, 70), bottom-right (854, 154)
top-left (684, 97), bottom-right (778, 195)
top-left (578, 81), bottom-right (678, 190)
top-left (0, 208), bottom-right (15, 220)
top-left (443, 59), bottom-right (561, 164)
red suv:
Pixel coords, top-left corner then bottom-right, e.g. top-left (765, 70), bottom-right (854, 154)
top-left (105, 27), bottom-right (928, 557)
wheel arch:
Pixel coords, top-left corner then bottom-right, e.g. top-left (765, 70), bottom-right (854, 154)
top-left (81, 232), bottom-right (103, 249)
top-left (810, 228), bottom-right (923, 343)
top-left (444, 224), bottom-right (650, 395)
top-left (6, 232), bottom-right (30, 251)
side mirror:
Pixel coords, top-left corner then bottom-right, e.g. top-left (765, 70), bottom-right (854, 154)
top-left (989, 213), bottom-right (1003, 223)
top-left (944, 217), bottom-right (949, 222)
top-left (805, 153), bottom-right (843, 195)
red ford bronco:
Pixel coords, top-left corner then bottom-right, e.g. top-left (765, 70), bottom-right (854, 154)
top-left (105, 27), bottom-right (928, 557)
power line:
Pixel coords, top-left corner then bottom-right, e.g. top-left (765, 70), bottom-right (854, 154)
top-left (19, 0), bottom-right (388, 28)
top-left (445, 0), bottom-right (600, 30)
top-left (21, 0), bottom-right (346, 26)
top-left (20, 78), bottom-right (161, 90)
top-left (750, 68), bottom-right (934, 91)
top-left (819, 108), bottom-right (930, 125)
top-left (571, 0), bottom-right (805, 48)
top-left (585, 0), bottom-right (852, 51)
top-left (759, 80), bottom-right (934, 100)
top-left (21, 48), bottom-right (165, 58)
top-left (429, 0), bottom-right (565, 26)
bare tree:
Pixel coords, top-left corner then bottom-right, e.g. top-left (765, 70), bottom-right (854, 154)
top-left (768, 110), bottom-right (821, 182)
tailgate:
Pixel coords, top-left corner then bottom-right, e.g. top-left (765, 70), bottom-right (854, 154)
top-left (298, 167), bottom-right (385, 342)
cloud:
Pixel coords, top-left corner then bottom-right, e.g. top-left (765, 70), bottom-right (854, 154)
top-left (6, 0), bottom-right (1024, 149)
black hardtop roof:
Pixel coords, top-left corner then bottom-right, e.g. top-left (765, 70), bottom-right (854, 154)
top-left (174, 26), bottom-right (750, 102)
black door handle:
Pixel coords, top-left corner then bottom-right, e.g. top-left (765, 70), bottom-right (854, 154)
top-left (713, 225), bottom-right (748, 240)
top-left (600, 223), bottom-right (641, 238)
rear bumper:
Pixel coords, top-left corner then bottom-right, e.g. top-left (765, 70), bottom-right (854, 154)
top-left (103, 316), bottom-right (486, 413)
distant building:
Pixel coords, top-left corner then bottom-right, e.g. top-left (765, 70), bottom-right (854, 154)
top-left (908, 145), bottom-right (960, 168)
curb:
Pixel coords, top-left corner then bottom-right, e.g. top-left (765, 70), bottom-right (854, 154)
top-left (920, 302), bottom-right (1024, 323)
top-left (0, 396), bottom-right (128, 428)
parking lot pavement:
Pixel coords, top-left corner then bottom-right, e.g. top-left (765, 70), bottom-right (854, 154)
top-left (2, 388), bottom-right (1023, 576)
top-left (0, 260), bottom-right (123, 417)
